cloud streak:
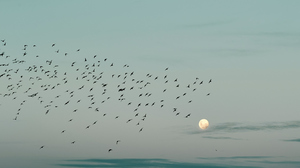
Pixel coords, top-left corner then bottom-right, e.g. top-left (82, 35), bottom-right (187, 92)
top-left (197, 156), bottom-right (300, 168)
top-left (56, 157), bottom-right (300, 168)
top-left (186, 121), bottom-right (300, 135)
top-left (202, 136), bottom-right (242, 140)
top-left (283, 138), bottom-right (300, 142)
top-left (197, 156), bottom-right (273, 160)
top-left (56, 158), bottom-right (256, 168)
top-left (181, 20), bottom-right (234, 29)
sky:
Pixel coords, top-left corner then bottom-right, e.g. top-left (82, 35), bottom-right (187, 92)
top-left (1, 0), bottom-right (300, 168)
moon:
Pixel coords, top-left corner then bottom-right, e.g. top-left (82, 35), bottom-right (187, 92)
top-left (199, 119), bottom-right (209, 130)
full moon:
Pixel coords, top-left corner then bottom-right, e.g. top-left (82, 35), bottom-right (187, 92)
top-left (199, 119), bottom-right (209, 130)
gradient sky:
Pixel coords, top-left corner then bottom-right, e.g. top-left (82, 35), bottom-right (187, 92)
top-left (1, 1), bottom-right (300, 168)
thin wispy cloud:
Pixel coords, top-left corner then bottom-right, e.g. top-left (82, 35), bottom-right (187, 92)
top-left (245, 32), bottom-right (300, 37)
top-left (248, 160), bottom-right (300, 168)
top-left (197, 156), bottom-right (300, 168)
top-left (186, 121), bottom-right (300, 135)
top-left (283, 138), bottom-right (300, 142)
top-left (178, 20), bottom-right (234, 30)
top-left (56, 158), bottom-right (257, 168)
top-left (202, 136), bottom-right (242, 140)
top-left (203, 48), bottom-right (263, 57)
top-left (197, 156), bottom-right (273, 160)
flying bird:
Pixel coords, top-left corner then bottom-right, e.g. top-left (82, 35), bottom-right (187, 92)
top-left (0, 40), bottom-right (215, 154)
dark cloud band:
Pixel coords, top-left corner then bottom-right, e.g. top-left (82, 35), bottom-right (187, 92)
top-left (187, 121), bottom-right (300, 134)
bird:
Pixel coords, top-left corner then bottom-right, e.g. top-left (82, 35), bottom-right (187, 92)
top-left (185, 113), bottom-right (191, 118)
top-left (45, 109), bottom-right (50, 115)
top-left (0, 40), bottom-right (215, 154)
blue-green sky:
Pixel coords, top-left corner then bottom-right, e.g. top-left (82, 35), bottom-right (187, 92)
top-left (1, 1), bottom-right (300, 168)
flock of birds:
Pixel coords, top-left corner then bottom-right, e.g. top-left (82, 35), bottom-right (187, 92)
top-left (0, 39), bottom-right (212, 153)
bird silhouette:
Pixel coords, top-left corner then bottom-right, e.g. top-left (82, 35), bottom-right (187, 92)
top-left (0, 40), bottom-right (214, 154)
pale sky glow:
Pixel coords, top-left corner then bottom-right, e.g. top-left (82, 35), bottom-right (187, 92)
top-left (1, 1), bottom-right (300, 168)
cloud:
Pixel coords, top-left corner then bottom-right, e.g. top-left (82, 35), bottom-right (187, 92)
top-left (283, 138), bottom-right (300, 142)
top-left (57, 157), bottom-right (300, 168)
top-left (186, 121), bottom-right (300, 135)
top-left (181, 20), bottom-right (234, 29)
top-left (246, 32), bottom-right (300, 37)
top-left (203, 48), bottom-right (264, 57)
top-left (198, 156), bottom-right (273, 160)
top-left (197, 156), bottom-right (300, 168)
top-left (202, 136), bottom-right (242, 140)
top-left (248, 160), bottom-right (300, 168)
top-left (56, 158), bottom-right (257, 168)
